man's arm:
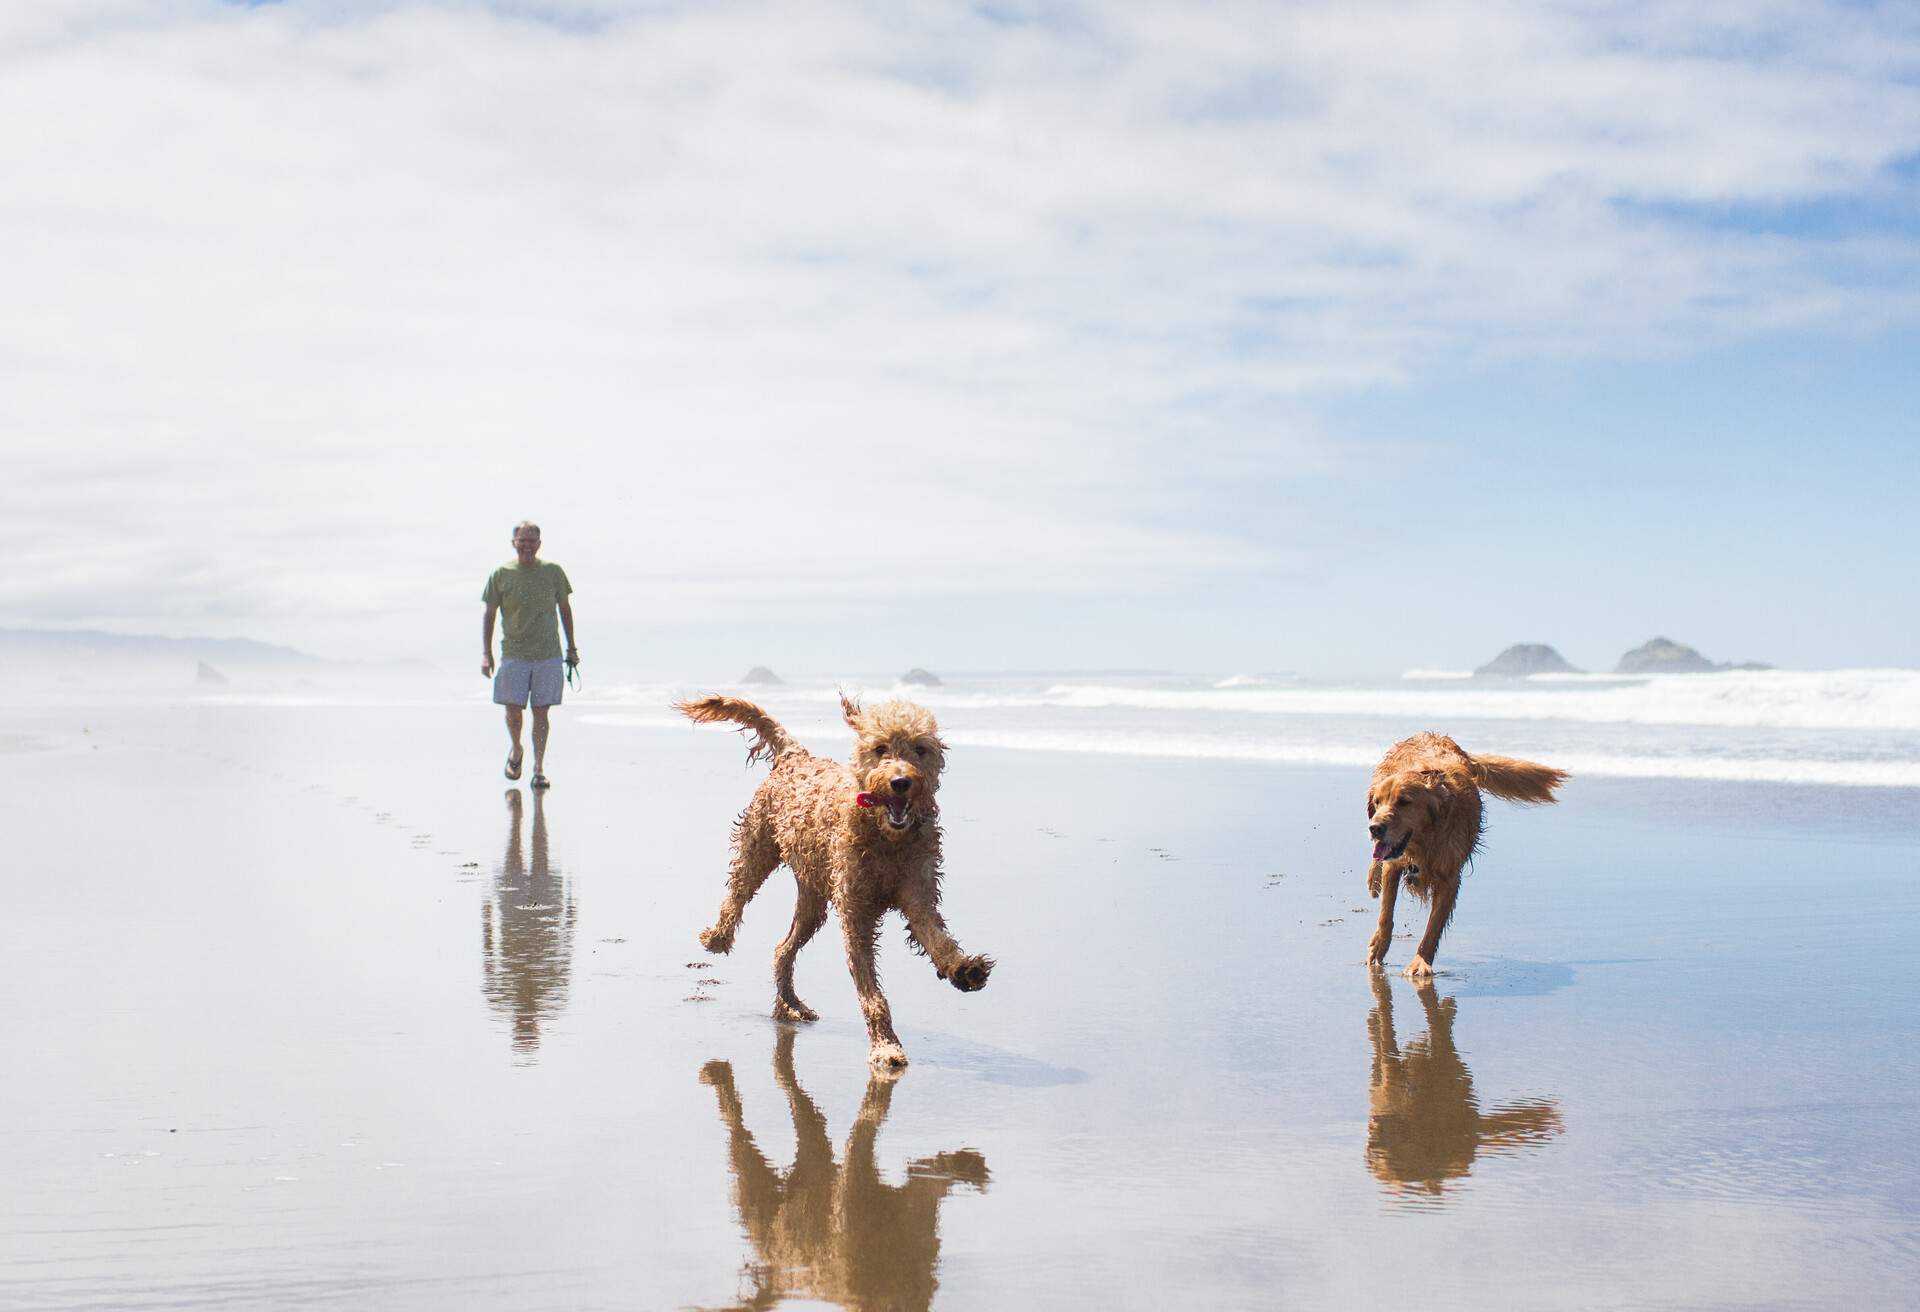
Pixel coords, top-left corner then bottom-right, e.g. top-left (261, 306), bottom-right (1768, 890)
top-left (482, 601), bottom-right (499, 676)
top-left (558, 597), bottom-right (578, 667)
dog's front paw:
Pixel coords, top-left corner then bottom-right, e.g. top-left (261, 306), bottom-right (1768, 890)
top-left (870, 1042), bottom-right (909, 1072)
top-left (772, 998), bottom-right (819, 1023)
top-left (1402, 954), bottom-right (1434, 979)
top-left (1366, 930), bottom-right (1390, 965)
top-left (948, 954), bottom-right (994, 992)
top-left (698, 925), bottom-right (735, 954)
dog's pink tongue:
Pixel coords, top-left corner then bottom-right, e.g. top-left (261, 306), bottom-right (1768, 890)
top-left (1371, 839), bottom-right (1390, 862)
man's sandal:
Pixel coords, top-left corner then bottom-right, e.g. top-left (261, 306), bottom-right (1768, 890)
top-left (505, 746), bottom-right (524, 781)
top-left (530, 773), bottom-right (550, 791)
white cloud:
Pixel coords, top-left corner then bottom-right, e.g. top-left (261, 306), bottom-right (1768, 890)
top-left (1, 1), bottom-right (1915, 657)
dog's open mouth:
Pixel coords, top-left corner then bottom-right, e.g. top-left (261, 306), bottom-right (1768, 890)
top-left (1372, 832), bottom-right (1410, 863)
top-left (884, 795), bottom-right (914, 829)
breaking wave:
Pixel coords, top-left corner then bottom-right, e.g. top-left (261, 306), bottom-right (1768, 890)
top-left (577, 668), bottom-right (1920, 789)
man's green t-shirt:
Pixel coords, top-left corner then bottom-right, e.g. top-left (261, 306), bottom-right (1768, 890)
top-left (484, 561), bottom-right (572, 661)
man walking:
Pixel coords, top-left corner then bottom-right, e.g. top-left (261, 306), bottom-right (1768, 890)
top-left (482, 521), bottom-right (578, 790)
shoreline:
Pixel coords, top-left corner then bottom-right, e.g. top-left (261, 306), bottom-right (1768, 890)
top-left (3, 700), bottom-right (1917, 1308)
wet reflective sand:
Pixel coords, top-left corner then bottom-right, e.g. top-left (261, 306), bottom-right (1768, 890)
top-left (1364, 971), bottom-right (1562, 1200)
top-left (3, 702), bottom-right (1918, 1308)
top-left (699, 1028), bottom-right (987, 1311)
top-left (482, 791), bottom-right (576, 1061)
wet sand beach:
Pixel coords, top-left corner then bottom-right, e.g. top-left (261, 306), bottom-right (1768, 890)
top-left (4, 699), bottom-right (1919, 1309)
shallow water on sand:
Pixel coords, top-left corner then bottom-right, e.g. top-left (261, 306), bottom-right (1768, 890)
top-left (3, 702), bottom-right (1918, 1309)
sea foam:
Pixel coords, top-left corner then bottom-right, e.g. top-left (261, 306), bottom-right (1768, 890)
top-left (1028, 670), bottom-right (1920, 732)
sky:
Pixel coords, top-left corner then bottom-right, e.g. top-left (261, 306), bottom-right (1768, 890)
top-left (3, 0), bottom-right (1917, 677)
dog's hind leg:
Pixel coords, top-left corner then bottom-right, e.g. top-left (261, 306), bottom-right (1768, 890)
top-left (840, 908), bottom-right (908, 1071)
top-left (701, 795), bottom-right (779, 955)
top-left (772, 889), bottom-right (828, 1022)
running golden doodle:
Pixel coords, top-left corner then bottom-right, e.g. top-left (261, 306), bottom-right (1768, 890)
top-left (1366, 733), bottom-right (1567, 977)
top-left (675, 692), bottom-right (993, 1071)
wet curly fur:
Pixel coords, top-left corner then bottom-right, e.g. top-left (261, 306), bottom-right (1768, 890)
top-left (675, 691), bottom-right (994, 1071)
top-left (1364, 733), bottom-right (1567, 978)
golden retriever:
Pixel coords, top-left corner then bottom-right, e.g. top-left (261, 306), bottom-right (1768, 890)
top-left (1366, 732), bottom-right (1566, 976)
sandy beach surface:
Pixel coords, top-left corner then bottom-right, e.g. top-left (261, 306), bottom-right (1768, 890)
top-left (4, 697), bottom-right (1919, 1309)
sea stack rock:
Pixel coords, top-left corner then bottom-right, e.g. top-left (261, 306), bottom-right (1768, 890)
top-left (900, 668), bottom-right (942, 687)
top-left (1614, 637), bottom-right (1716, 674)
top-left (195, 661), bottom-right (230, 687)
top-left (1615, 637), bottom-right (1772, 674)
top-left (1473, 644), bottom-right (1581, 678)
top-left (740, 666), bottom-right (783, 686)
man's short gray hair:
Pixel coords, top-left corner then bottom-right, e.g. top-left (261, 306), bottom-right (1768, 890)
top-left (513, 520), bottom-right (541, 538)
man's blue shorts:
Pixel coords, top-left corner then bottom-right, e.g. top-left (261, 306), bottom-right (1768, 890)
top-left (493, 657), bottom-right (565, 708)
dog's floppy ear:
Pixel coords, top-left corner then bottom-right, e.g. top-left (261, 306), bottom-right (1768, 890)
top-left (838, 690), bottom-right (862, 729)
top-left (1426, 781), bottom-right (1450, 819)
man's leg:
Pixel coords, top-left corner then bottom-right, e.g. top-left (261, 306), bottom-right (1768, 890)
top-left (528, 658), bottom-right (562, 783)
top-left (504, 704), bottom-right (525, 762)
top-left (531, 704), bottom-right (550, 777)
top-left (494, 660), bottom-right (528, 778)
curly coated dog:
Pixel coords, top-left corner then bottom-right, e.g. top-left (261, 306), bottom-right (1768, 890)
top-left (675, 692), bottom-right (994, 1071)
top-left (1366, 732), bottom-right (1567, 977)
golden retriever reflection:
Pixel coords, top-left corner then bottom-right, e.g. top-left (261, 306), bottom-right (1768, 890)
top-left (1366, 971), bottom-right (1562, 1197)
top-left (481, 789), bottom-right (577, 1060)
top-left (698, 1028), bottom-right (989, 1311)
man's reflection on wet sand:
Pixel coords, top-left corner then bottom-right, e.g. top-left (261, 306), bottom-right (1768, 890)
top-left (481, 789), bottom-right (577, 1061)
top-left (1366, 970), bottom-right (1562, 1198)
top-left (697, 1028), bottom-right (989, 1312)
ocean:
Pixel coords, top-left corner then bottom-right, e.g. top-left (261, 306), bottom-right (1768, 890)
top-left (575, 667), bottom-right (1920, 790)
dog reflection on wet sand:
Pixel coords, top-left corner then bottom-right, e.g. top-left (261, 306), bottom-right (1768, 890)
top-left (698, 1029), bottom-right (989, 1311)
top-left (481, 789), bottom-right (577, 1059)
top-left (1366, 971), bottom-right (1562, 1197)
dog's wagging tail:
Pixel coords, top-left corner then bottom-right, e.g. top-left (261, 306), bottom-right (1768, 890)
top-left (1467, 754), bottom-right (1568, 805)
top-left (674, 694), bottom-right (799, 766)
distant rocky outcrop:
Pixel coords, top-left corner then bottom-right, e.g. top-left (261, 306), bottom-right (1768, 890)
top-left (1614, 637), bottom-right (1714, 674)
top-left (1615, 637), bottom-right (1772, 675)
top-left (1473, 644), bottom-right (1582, 678)
top-left (740, 666), bottom-right (783, 686)
top-left (0, 627), bottom-right (433, 695)
top-left (900, 668), bottom-right (942, 687)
